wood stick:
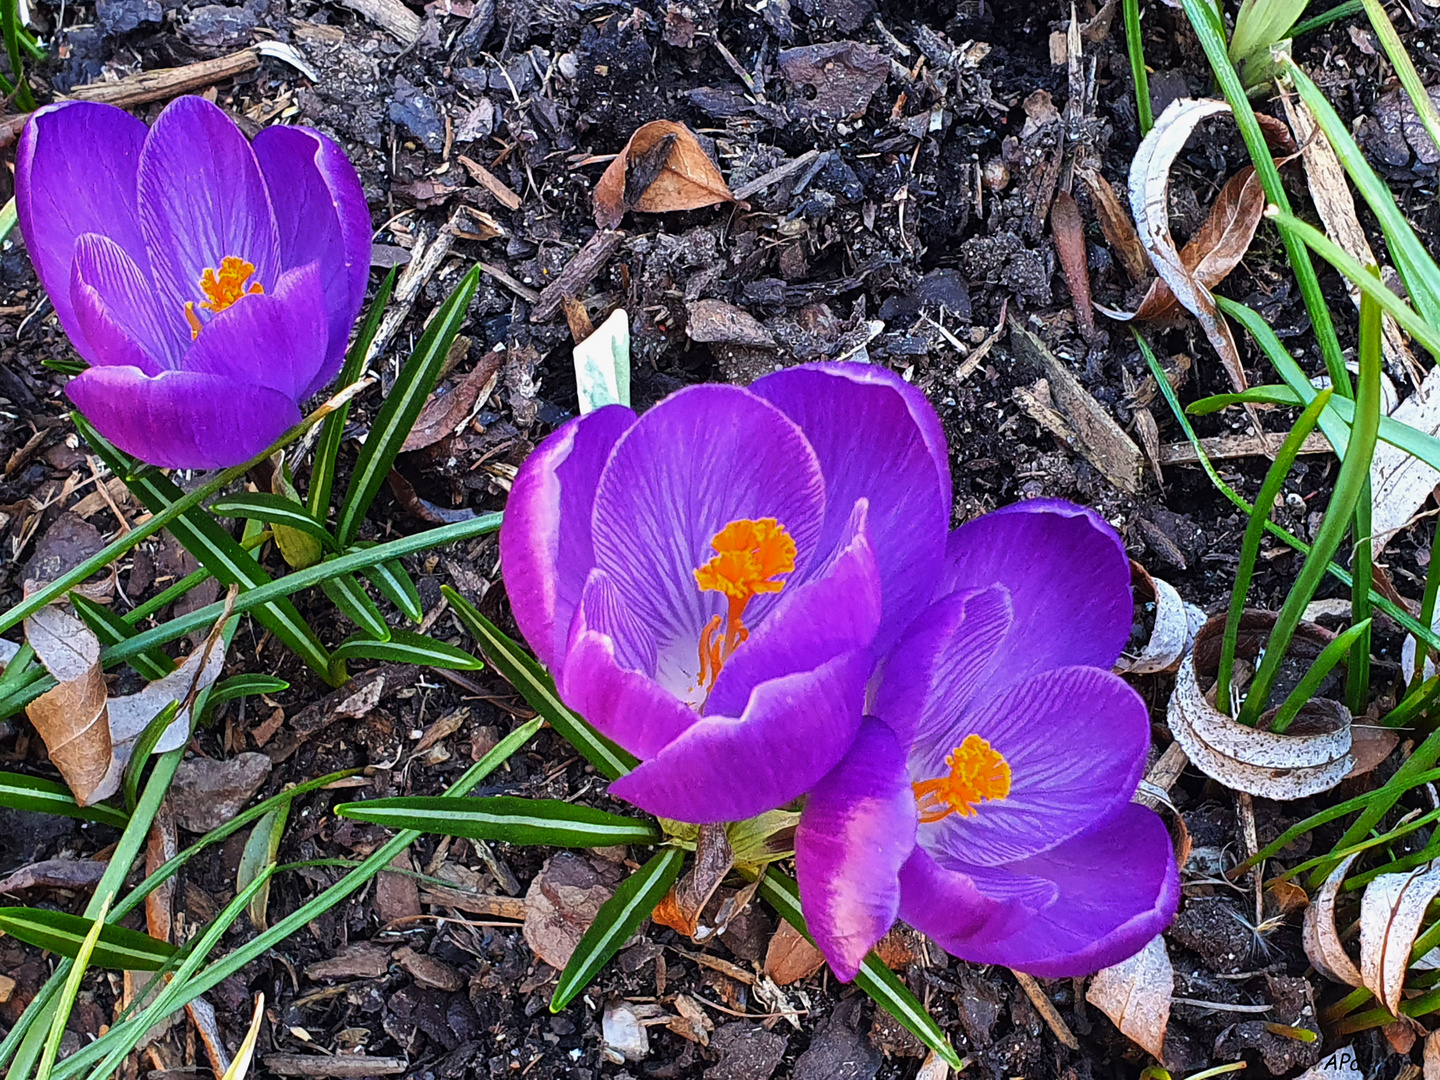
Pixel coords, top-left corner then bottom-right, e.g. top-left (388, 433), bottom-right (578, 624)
top-left (530, 228), bottom-right (624, 322)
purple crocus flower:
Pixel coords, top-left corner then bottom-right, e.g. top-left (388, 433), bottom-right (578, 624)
top-left (795, 500), bottom-right (1180, 979)
top-left (17, 96), bottom-right (370, 469)
top-left (499, 363), bottom-right (951, 824)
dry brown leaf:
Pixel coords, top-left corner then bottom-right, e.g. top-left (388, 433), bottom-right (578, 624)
top-left (1347, 725), bottom-right (1401, 778)
top-left (1078, 167), bottom-right (1149, 284)
top-left (522, 852), bottom-right (620, 969)
top-left (1126, 97), bottom-right (1249, 395)
top-left (1425, 1028), bottom-right (1440, 1079)
top-left (594, 121), bottom-right (742, 229)
top-left (1051, 190), bottom-right (1094, 338)
top-left (763, 920), bottom-right (826, 986)
top-left (400, 352), bottom-right (502, 452)
top-left (1303, 852), bottom-right (1364, 987)
top-left (1086, 934), bottom-right (1172, 1060)
top-left (1361, 865), bottom-right (1440, 1015)
top-left (25, 606), bottom-right (112, 805)
top-left (1132, 167), bottom-right (1265, 323)
top-left (145, 803), bottom-right (177, 945)
top-left (654, 823), bottom-right (734, 940)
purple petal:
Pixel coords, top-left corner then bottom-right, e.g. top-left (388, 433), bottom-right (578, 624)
top-left (946, 805), bottom-right (1181, 977)
top-left (69, 235), bottom-right (176, 375)
top-left (17, 102), bottom-right (149, 361)
top-left (795, 717), bottom-right (915, 981)
top-left (138, 97), bottom-right (282, 346)
top-left (182, 263), bottom-right (328, 402)
top-left (873, 584), bottom-right (1013, 748)
top-left (608, 648), bottom-right (870, 823)
top-left (751, 362), bottom-right (950, 651)
top-left (896, 845), bottom-right (1030, 952)
top-left (912, 666), bottom-right (1148, 867)
top-left (499, 405), bottom-right (636, 668)
top-left (561, 577), bottom-right (699, 760)
top-left (590, 384), bottom-right (826, 689)
top-left (252, 124), bottom-right (371, 381)
top-left (705, 499), bottom-right (880, 718)
top-left (940, 500), bottom-right (1132, 697)
top-left (66, 366), bottom-right (299, 470)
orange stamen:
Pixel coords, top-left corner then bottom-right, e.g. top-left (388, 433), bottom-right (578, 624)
top-left (912, 735), bottom-right (1012, 823)
top-left (185, 255), bottom-right (264, 338)
top-left (692, 517), bottom-right (795, 693)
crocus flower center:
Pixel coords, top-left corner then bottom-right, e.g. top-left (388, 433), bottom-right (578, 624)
top-left (692, 517), bottom-right (796, 693)
top-left (183, 256), bottom-right (265, 338)
top-left (912, 735), bottom-right (1012, 823)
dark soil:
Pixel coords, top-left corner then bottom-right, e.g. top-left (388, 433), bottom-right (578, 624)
top-left (5, 0), bottom-right (1440, 1077)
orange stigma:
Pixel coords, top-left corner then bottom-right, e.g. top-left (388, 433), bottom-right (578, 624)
top-left (912, 735), bottom-right (1012, 823)
top-left (185, 255), bottom-right (264, 339)
top-left (694, 518), bottom-right (796, 693)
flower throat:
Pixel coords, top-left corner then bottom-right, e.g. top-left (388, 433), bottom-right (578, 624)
top-left (184, 256), bottom-right (264, 338)
top-left (693, 517), bottom-right (796, 693)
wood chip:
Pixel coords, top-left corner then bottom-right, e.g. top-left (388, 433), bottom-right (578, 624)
top-left (531, 229), bottom-right (625, 322)
top-left (459, 154), bottom-right (522, 210)
top-left (263, 1056), bottom-right (407, 1077)
top-left (336, 0), bottom-right (419, 43)
top-left (1012, 970), bottom-right (1079, 1050)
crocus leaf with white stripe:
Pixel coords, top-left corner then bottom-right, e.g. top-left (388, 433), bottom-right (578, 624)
top-left (330, 629), bottom-right (483, 670)
top-left (335, 795), bottom-right (661, 847)
top-left (0, 907), bottom-right (178, 971)
top-left (319, 570), bottom-right (390, 642)
top-left (552, 845), bottom-right (683, 1012)
top-left (209, 493), bottom-right (337, 550)
top-left (0, 771), bottom-right (129, 828)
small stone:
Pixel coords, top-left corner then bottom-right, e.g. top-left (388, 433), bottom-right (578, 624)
top-left (96, 0), bottom-right (162, 35)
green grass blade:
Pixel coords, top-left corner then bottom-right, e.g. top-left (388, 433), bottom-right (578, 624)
top-left (1282, 58), bottom-right (1440, 325)
top-left (68, 592), bottom-right (175, 681)
top-left (74, 415), bottom-right (335, 682)
top-left (1293, 0), bottom-right (1361, 35)
top-left (319, 572), bottom-right (390, 641)
top-left (210, 493), bottom-right (337, 549)
top-left (44, 719), bottom-right (543, 1080)
top-left (1182, 0), bottom-right (1348, 389)
top-left (1347, 282), bottom-right (1384, 714)
top-left (1124, 0), bottom-right (1152, 134)
top-left (310, 268), bottom-right (397, 520)
top-left (1, 0), bottom-right (34, 111)
top-left (336, 795), bottom-right (662, 846)
top-left (755, 871), bottom-right (962, 1070)
top-left (0, 771), bottom-right (129, 828)
top-left (1360, 0), bottom-right (1440, 172)
top-left (204, 674), bottom-right (289, 722)
top-left (35, 894), bottom-right (111, 1080)
top-left (1272, 619), bottom-right (1372, 732)
top-left (0, 908), bottom-right (176, 970)
top-left (1216, 389), bottom-right (1335, 710)
top-left (330, 628), bottom-right (483, 669)
top-left (552, 846), bottom-right (684, 1012)
top-left (237, 806), bottom-right (287, 931)
top-left (336, 266), bottom-right (480, 547)
top-left (121, 701), bottom-right (181, 812)
top-left (442, 585), bottom-right (637, 779)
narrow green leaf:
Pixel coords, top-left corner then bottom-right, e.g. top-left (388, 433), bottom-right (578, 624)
top-left (122, 701), bottom-right (181, 813)
top-left (74, 416), bottom-right (334, 682)
top-left (1273, 619), bottom-right (1373, 732)
top-left (360, 551), bottom-right (424, 622)
top-left (330, 628), bottom-right (483, 670)
top-left (319, 571), bottom-right (390, 641)
top-left (1292, 0), bottom-right (1361, 36)
top-left (337, 266), bottom-right (481, 547)
top-left (552, 846), bottom-right (683, 1011)
top-left (1124, 0), bottom-right (1152, 135)
top-left (336, 795), bottom-right (661, 847)
top-left (68, 594), bottom-right (175, 682)
top-left (0, 908), bottom-right (177, 971)
top-left (311, 268), bottom-right (397, 521)
top-left (37, 893), bottom-right (111, 1080)
top-left (442, 585), bottom-right (636, 779)
top-left (0, 772), bottom-right (128, 828)
top-left (755, 872), bottom-right (962, 1070)
top-left (236, 805), bottom-right (287, 931)
top-left (210, 493), bottom-right (336, 550)
top-left (208, 675), bottom-right (289, 707)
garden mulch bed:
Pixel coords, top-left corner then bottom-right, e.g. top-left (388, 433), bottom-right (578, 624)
top-left (5, 0), bottom-right (1440, 1076)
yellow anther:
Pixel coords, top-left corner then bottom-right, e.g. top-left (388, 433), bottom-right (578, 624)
top-left (913, 735), bottom-right (1012, 823)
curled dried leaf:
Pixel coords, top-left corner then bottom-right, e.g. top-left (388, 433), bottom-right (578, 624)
top-left (1168, 614), bottom-right (1353, 799)
top-left (1302, 852), bottom-right (1363, 987)
top-left (1361, 865), bottom-right (1440, 1015)
top-left (1116, 562), bottom-right (1202, 675)
top-left (1126, 97), bottom-right (1249, 394)
top-left (594, 121), bottom-right (743, 229)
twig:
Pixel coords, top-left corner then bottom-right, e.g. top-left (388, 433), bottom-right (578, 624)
top-left (1011, 971), bottom-right (1079, 1049)
top-left (530, 228), bottom-right (624, 322)
top-left (731, 149), bottom-right (821, 201)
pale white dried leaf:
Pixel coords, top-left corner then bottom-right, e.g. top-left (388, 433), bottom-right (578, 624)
top-left (1296, 1045), bottom-right (1363, 1080)
top-left (1168, 654), bottom-right (1353, 798)
top-left (26, 604), bottom-right (99, 683)
top-left (108, 632), bottom-right (227, 765)
top-left (915, 1051), bottom-right (951, 1080)
top-left (1129, 97), bottom-right (1248, 394)
top-left (1302, 852), bottom-right (1363, 987)
top-left (221, 994), bottom-right (265, 1080)
top-left (1360, 864), bottom-right (1440, 1015)
top-left (1425, 1028), bottom-right (1440, 1080)
top-left (1086, 933), bottom-right (1172, 1060)
top-left (1117, 571), bottom-right (1194, 675)
top-left (573, 308), bottom-right (630, 414)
